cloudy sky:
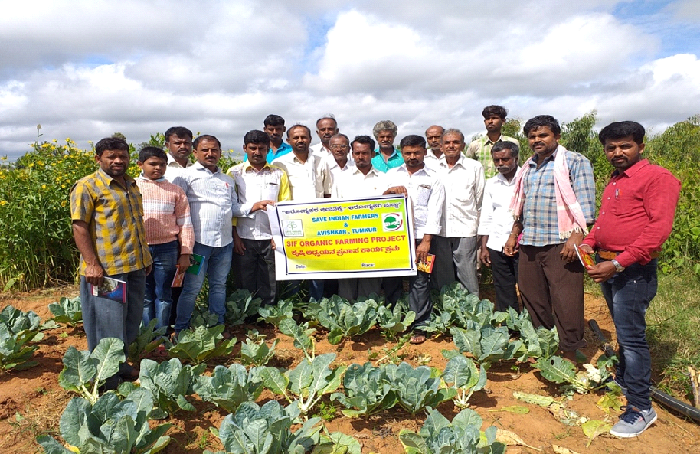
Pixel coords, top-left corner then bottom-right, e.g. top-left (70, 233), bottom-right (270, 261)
top-left (1, 0), bottom-right (699, 161)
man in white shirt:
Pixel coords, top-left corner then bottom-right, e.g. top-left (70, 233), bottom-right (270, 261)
top-left (310, 114), bottom-right (338, 158)
top-left (478, 141), bottom-right (520, 312)
top-left (164, 126), bottom-right (194, 181)
top-left (272, 124), bottom-right (333, 301)
top-left (431, 129), bottom-right (485, 296)
top-left (424, 125), bottom-right (444, 168)
top-left (384, 135), bottom-right (445, 344)
top-left (172, 135), bottom-right (272, 333)
top-left (328, 134), bottom-right (355, 193)
top-left (335, 136), bottom-right (385, 301)
top-left (228, 130), bottom-right (291, 307)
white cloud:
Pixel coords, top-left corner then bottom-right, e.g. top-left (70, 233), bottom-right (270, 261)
top-left (0, 0), bottom-right (698, 161)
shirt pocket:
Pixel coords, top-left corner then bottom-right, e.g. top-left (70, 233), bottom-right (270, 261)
top-left (265, 181), bottom-right (280, 200)
top-left (415, 184), bottom-right (431, 207)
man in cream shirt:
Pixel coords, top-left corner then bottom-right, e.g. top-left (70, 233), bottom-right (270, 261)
top-left (431, 129), bottom-right (485, 296)
top-left (334, 135), bottom-right (385, 301)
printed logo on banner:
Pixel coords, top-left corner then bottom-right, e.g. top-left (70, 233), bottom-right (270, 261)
top-left (282, 219), bottom-right (304, 237)
top-left (382, 212), bottom-right (403, 232)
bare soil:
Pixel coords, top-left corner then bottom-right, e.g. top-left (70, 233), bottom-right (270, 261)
top-left (1, 285), bottom-right (699, 454)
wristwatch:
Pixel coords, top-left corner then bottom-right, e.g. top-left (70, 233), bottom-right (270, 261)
top-left (611, 259), bottom-right (625, 273)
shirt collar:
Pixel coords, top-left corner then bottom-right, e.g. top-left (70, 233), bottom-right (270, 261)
top-left (531, 146), bottom-right (559, 166)
top-left (495, 166), bottom-right (519, 184)
top-left (376, 147), bottom-right (399, 159)
top-left (438, 154), bottom-right (464, 168)
top-left (97, 168), bottom-right (134, 187)
top-left (193, 161), bottom-right (220, 175)
top-left (352, 166), bottom-right (379, 177)
top-left (398, 163), bottom-right (429, 175)
top-left (614, 158), bottom-right (650, 178)
top-left (243, 162), bottom-right (275, 172)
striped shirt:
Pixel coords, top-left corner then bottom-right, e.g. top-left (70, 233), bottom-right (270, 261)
top-left (227, 162), bottom-right (291, 240)
top-left (135, 176), bottom-right (195, 254)
top-left (465, 134), bottom-right (519, 178)
top-left (172, 162), bottom-right (251, 248)
top-left (520, 146), bottom-right (596, 246)
top-left (70, 169), bottom-right (152, 275)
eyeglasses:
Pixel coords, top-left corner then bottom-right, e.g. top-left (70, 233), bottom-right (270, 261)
top-left (330, 145), bottom-right (349, 150)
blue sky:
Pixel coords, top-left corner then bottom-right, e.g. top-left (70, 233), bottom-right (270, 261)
top-left (0, 0), bottom-right (698, 161)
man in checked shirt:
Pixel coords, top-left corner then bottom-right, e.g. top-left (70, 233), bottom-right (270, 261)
top-left (504, 115), bottom-right (595, 363)
top-left (228, 130), bottom-right (291, 306)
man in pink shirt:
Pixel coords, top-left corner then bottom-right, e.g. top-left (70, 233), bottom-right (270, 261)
top-left (136, 147), bottom-right (194, 331)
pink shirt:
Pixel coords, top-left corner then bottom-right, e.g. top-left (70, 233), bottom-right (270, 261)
top-left (136, 177), bottom-right (194, 255)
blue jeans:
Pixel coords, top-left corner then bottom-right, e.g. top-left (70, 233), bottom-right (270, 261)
top-left (600, 258), bottom-right (658, 410)
top-left (142, 241), bottom-right (179, 330)
top-left (175, 242), bottom-right (233, 331)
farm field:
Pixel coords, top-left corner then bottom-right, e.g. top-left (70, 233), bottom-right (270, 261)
top-left (1, 285), bottom-right (699, 454)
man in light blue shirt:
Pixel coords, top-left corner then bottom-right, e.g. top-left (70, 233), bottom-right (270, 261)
top-left (172, 135), bottom-right (272, 334)
top-left (371, 120), bottom-right (403, 172)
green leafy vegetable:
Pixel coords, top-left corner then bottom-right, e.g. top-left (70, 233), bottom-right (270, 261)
top-left (138, 357), bottom-right (205, 417)
top-left (258, 300), bottom-right (294, 327)
top-left (240, 332), bottom-right (278, 367)
top-left (193, 363), bottom-right (265, 412)
top-left (58, 337), bottom-right (125, 404)
top-left (128, 318), bottom-right (167, 362)
top-left (47, 296), bottom-right (82, 327)
top-left (213, 400), bottom-right (321, 454)
top-left (278, 317), bottom-right (316, 361)
top-left (306, 296), bottom-right (377, 345)
top-left (441, 354), bottom-right (487, 408)
top-left (225, 289), bottom-right (262, 326)
top-left (286, 353), bottom-right (347, 416)
top-left (399, 407), bottom-right (505, 454)
top-left (383, 362), bottom-right (455, 415)
top-left (0, 305), bottom-right (43, 371)
top-left (376, 302), bottom-right (415, 341)
top-left (37, 388), bottom-right (171, 454)
top-left (167, 325), bottom-right (236, 363)
top-left (331, 362), bottom-right (397, 417)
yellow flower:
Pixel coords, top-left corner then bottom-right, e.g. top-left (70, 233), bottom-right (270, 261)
top-left (0, 201), bottom-right (7, 206)
top-left (61, 200), bottom-right (67, 207)
top-left (42, 184), bottom-right (47, 189)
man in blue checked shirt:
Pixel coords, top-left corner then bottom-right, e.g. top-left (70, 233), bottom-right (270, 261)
top-left (504, 116), bottom-right (595, 363)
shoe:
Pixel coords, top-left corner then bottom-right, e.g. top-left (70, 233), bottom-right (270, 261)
top-left (610, 406), bottom-right (657, 438)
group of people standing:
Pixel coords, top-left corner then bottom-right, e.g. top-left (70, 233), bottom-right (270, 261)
top-left (70, 106), bottom-right (680, 438)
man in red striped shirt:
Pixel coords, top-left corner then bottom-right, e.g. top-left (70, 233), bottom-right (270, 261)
top-left (580, 121), bottom-right (681, 438)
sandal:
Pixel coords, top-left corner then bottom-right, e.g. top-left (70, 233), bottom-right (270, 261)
top-left (410, 331), bottom-right (427, 345)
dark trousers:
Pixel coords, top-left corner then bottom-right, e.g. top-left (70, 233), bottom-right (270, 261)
top-left (518, 243), bottom-right (585, 351)
top-left (409, 270), bottom-right (432, 329)
top-left (601, 258), bottom-right (657, 410)
top-left (237, 238), bottom-right (276, 306)
top-left (488, 248), bottom-right (519, 312)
